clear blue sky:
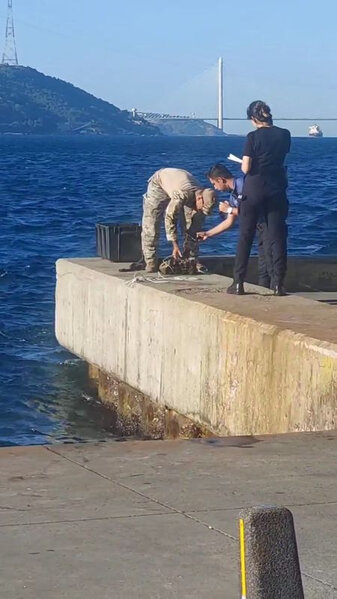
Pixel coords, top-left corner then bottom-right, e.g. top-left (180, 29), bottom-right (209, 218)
top-left (2, 0), bottom-right (337, 135)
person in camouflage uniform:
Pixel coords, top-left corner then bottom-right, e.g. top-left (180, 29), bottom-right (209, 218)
top-left (142, 168), bottom-right (216, 272)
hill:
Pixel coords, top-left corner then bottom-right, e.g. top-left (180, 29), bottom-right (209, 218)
top-left (0, 66), bottom-right (159, 135)
top-left (156, 118), bottom-right (226, 136)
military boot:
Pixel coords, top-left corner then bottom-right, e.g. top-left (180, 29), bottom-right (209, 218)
top-left (145, 259), bottom-right (158, 273)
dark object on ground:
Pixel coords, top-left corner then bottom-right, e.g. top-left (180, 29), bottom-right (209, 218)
top-left (96, 223), bottom-right (142, 263)
top-left (227, 282), bottom-right (245, 295)
top-left (159, 257), bottom-right (198, 275)
top-left (239, 506), bottom-right (304, 599)
top-left (119, 257), bottom-right (146, 273)
top-left (274, 284), bottom-right (287, 296)
top-left (118, 256), bottom-right (208, 275)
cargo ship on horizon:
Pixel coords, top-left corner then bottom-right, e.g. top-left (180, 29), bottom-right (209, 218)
top-left (308, 124), bottom-right (323, 137)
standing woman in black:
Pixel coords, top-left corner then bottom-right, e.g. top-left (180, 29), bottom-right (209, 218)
top-left (228, 101), bottom-right (291, 296)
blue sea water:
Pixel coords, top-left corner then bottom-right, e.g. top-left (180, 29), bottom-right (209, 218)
top-left (1, 135), bottom-right (337, 447)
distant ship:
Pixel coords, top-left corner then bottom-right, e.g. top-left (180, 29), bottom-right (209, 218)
top-left (308, 124), bottom-right (323, 137)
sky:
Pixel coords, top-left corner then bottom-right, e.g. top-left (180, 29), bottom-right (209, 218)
top-left (2, 0), bottom-right (337, 136)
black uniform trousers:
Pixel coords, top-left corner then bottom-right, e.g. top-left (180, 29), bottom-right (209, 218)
top-left (234, 174), bottom-right (288, 286)
top-left (257, 222), bottom-right (274, 288)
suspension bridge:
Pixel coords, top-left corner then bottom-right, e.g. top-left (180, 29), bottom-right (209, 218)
top-left (134, 112), bottom-right (337, 124)
top-left (131, 58), bottom-right (337, 132)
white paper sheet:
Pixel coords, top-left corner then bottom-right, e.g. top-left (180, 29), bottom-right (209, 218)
top-left (227, 153), bottom-right (243, 164)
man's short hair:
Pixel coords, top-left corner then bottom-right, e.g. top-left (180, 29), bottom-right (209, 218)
top-left (207, 163), bottom-right (233, 180)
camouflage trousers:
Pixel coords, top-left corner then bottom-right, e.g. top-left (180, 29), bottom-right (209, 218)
top-left (141, 178), bottom-right (205, 263)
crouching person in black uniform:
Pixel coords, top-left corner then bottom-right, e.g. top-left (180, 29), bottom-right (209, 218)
top-left (228, 101), bottom-right (291, 296)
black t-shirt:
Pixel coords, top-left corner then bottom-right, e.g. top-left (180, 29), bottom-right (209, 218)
top-left (243, 126), bottom-right (291, 177)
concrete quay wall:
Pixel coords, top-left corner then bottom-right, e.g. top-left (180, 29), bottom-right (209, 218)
top-left (55, 258), bottom-right (337, 436)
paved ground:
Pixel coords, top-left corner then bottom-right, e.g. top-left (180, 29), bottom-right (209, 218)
top-left (296, 291), bottom-right (337, 306)
top-left (1, 432), bottom-right (336, 598)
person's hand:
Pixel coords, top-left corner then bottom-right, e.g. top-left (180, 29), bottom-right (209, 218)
top-left (172, 243), bottom-right (182, 261)
top-left (197, 231), bottom-right (209, 241)
top-left (219, 201), bottom-right (230, 214)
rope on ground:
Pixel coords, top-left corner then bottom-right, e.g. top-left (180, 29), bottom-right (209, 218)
top-left (124, 272), bottom-right (202, 288)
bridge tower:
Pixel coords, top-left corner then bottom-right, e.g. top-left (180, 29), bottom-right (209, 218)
top-left (2, 0), bottom-right (19, 66)
top-left (218, 56), bottom-right (223, 130)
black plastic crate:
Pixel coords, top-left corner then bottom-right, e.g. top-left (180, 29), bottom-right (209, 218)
top-left (96, 223), bottom-right (142, 262)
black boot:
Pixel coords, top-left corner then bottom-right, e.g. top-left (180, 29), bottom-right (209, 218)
top-left (227, 281), bottom-right (245, 295)
top-left (274, 284), bottom-right (286, 296)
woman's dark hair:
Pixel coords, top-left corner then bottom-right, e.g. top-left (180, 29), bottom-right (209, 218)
top-left (247, 101), bottom-right (273, 125)
top-left (207, 163), bottom-right (233, 180)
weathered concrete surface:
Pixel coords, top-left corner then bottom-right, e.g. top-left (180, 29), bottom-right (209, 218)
top-left (56, 258), bottom-right (337, 436)
top-left (203, 255), bottom-right (337, 292)
top-left (0, 433), bottom-right (336, 598)
top-left (296, 291), bottom-right (337, 306)
top-left (240, 506), bottom-right (304, 598)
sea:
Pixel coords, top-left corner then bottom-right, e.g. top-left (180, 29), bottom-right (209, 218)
top-left (1, 135), bottom-right (337, 447)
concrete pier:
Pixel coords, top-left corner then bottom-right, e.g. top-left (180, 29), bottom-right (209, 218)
top-left (55, 258), bottom-right (337, 437)
top-left (1, 433), bottom-right (336, 598)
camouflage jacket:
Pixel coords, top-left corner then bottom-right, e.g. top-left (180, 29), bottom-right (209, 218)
top-left (165, 191), bottom-right (196, 242)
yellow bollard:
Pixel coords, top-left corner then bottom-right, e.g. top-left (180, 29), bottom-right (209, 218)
top-left (239, 518), bottom-right (247, 599)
